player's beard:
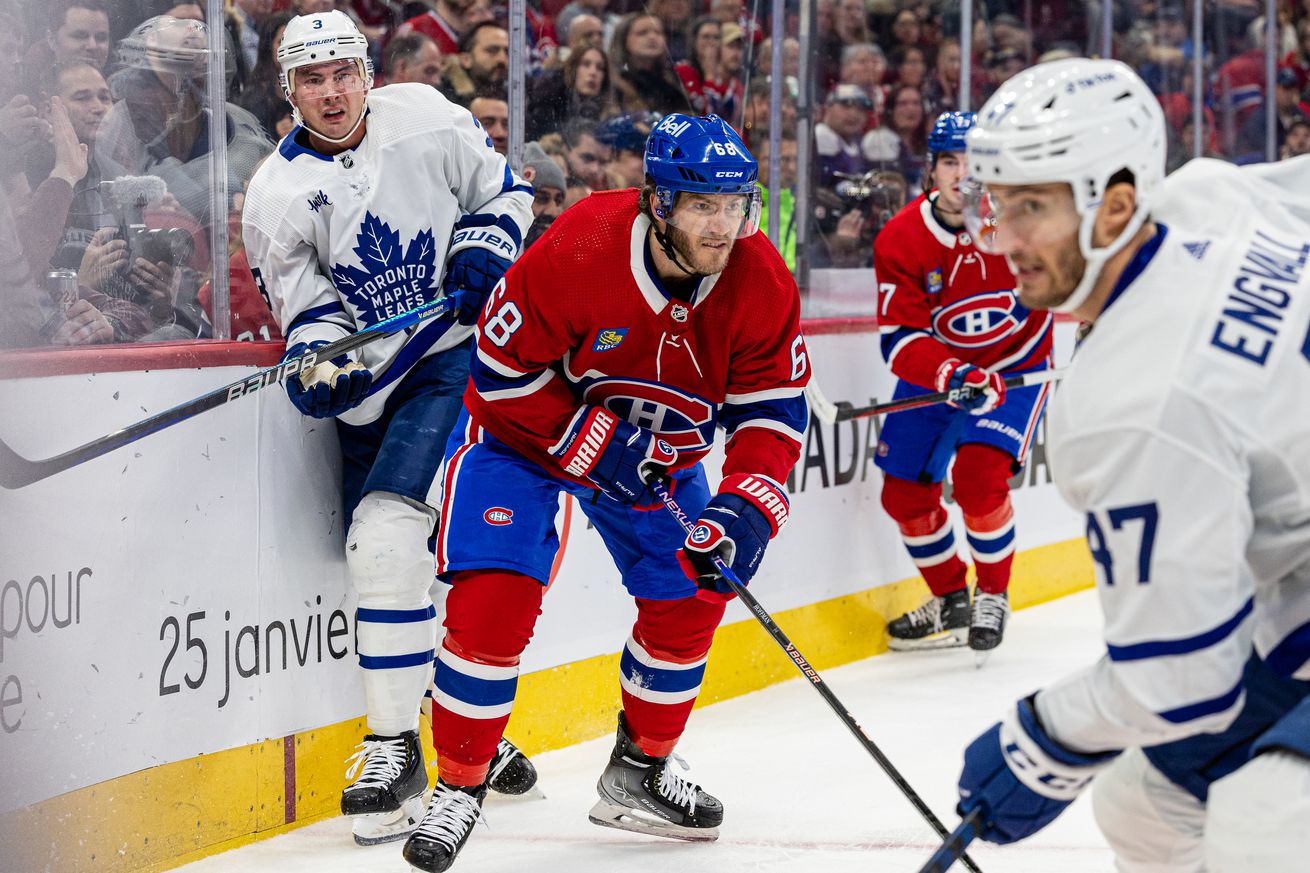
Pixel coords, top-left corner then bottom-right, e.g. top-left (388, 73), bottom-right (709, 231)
top-left (1015, 238), bottom-right (1087, 311)
top-left (667, 223), bottom-right (735, 276)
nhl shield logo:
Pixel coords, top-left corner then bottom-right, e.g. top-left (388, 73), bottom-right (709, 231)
top-left (670, 303), bottom-right (689, 323)
top-left (341, 154), bottom-right (354, 168)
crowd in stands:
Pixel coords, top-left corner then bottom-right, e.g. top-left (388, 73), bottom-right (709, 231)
top-left (3, 0), bottom-right (1310, 349)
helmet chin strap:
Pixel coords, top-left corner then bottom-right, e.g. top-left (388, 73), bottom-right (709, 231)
top-left (1053, 201), bottom-right (1150, 314)
top-left (653, 220), bottom-right (704, 279)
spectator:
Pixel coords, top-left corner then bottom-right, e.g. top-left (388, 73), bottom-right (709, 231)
top-left (923, 36), bottom-right (960, 116)
top-left (989, 14), bottom-right (1031, 59)
top-left (445, 20), bottom-right (507, 107)
top-left (651, 0), bottom-right (693, 62)
top-left (741, 73), bottom-right (798, 149)
top-left (1236, 66), bottom-right (1310, 159)
top-left (26, 0), bottom-right (111, 74)
top-left (609, 13), bottom-right (691, 116)
top-left (676, 16), bottom-right (740, 118)
top-left (708, 0), bottom-right (763, 45)
top-left (398, 0), bottom-right (489, 57)
top-left (754, 134), bottom-right (798, 269)
top-left (815, 82), bottom-right (872, 185)
top-left (1165, 111), bottom-right (1226, 173)
top-left (526, 44), bottom-right (611, 140)
top-left (888, 8), bottom-right (925, 52)
top-left (758, 35), bottom-right (801, 79)
top-left (891, 44), bottom-right (927, 89)
top-left (235, 11), bottom-right (293, 139)
top-left (384, 31), bottom-right (445, 88)
top-left (229, 0), bottom-right (272, 72)
top-left (291, 0), bottom-right (332, 14)
top-left (718, 22), bottom-right (747, 102)
top-left (838, 42), bottom-right (887, 112)
top-left (198, 189), bottom-right (281, 342)
top-left (881, 83), bottom-right (928, 192)
top-left (1283, 19), bottom-right (1310, 92)
top-left (520, 140), bottom-right (566, 247)
top-left (561, 117), bottom-right (611, 192)
top-left (595, 111), bottom-right (657, 188)
top-left (813, 0), bottom-right (843, 90)
top-left (1136, 6), bottom-right (1191, 96)
top-left (469, 93), bottom-right (509, 154)
top-left (555, 0), bottom-right (610, 53)
top-left (834, 0), bottom-right (870, 46)
top-left (1283, 118), bottom-right (1310, 158)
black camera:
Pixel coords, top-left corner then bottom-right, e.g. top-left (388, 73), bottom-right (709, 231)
top-left (128, 224), bottom-right (194, 266)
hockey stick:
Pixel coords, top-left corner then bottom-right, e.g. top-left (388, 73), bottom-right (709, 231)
top-left (806, 368), bottom-right (1066, 425)
top-left (916, 809), bottom-right (984, 873)
top-left (646, 477), bottom-right (985, 873)
top-left (0, 296), bottom-right (455, 490)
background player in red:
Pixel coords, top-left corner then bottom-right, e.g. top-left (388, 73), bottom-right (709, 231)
top-left (873, 111), bottom-right (1053, 653)
top-left (398, 114), bottom-right (809, 873)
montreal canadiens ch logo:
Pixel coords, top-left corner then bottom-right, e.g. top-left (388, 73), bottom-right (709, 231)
top-left (583, 378), bottom-right (715, 452)
top-left (483, 507), bottom-right (513, 526)
top-left (932, 291), bottom-right (1023, 349)
top-left (690, 525), bottom-right (713, 544)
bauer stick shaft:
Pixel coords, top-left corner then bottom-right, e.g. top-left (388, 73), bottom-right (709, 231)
top-left (917, 809), bottom-right (984, 873)
top-left (807, 368), bottom-right (1065, 425)
top-left (647, 477), bottom-right (984, 873)
top-left (0, 296), bottom-right (455, 489)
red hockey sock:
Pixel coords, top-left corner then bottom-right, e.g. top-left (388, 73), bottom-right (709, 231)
top-left (954, 444), bottom-right (1017, 595)
top-left (432, 570), bottom-right (544, 787)
top-left (881, 475), bottom-right (968, 597)
top-left (619, 595), bottom-right (726, 758)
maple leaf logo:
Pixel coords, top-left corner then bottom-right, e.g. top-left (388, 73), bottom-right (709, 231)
top-left (330, 212), bottom-right (438, 326)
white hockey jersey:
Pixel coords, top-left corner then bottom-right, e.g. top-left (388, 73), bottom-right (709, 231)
top-left (1036, 156), bottom-right (1310, 754)
top-left (241, 83), bottom-right (533, 425)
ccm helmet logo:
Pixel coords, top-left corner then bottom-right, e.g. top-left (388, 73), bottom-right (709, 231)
top-left (690, 525), bottom-right (713, 544)
top-left (714, 171), bottom-right (744, 178)
top-left (483, 507), bottom-right (514, 526)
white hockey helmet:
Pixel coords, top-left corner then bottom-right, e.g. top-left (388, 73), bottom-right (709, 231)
top-left (277, 11), bottom-right (372, 98)
top-left (965, 58), bottom-right (1166, 313)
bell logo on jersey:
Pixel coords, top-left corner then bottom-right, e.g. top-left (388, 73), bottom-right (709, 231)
top-left (583, 379), bottom-right (715, 452)
top-left (483, 507), bottom-right (514, 525)
top-left (330, 212), bottom-right (438, 325)
top-left (932, 290), bottom-right (1023, 349)
top-left (593, 328), bottom-right (628, 352)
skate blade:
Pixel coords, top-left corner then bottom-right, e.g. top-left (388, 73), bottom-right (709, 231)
top-left (587, 798), bottom-right (719, 843)
top-left (351, 795), bottom-right (425, 846)
top-left (887, 629), bottom-right (968, 652)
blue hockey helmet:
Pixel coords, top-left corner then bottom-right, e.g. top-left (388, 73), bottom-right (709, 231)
top-left (928, 111), bottom-right (977, 158)
top-left (644, 113), bottom-right (761, 238)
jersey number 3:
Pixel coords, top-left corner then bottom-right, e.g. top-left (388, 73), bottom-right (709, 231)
top-left (1085, 502), bottom-right (1158, 587)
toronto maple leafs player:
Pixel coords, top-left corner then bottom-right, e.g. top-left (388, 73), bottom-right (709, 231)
top-left (398, 115), bottom-right (808, 872)
top-left (240, 10), bottom-right (537, 847)
top-left (950, 58), bottom-right (1310, 871)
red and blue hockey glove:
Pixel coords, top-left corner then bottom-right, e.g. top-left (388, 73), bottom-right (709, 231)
top-left (551, 406), bottom-right (677, 506)
top-left (935, 360), bottom-right (1006, 415)
top-left (444, 217), bottom-right (517, 325)
top-left (679, 473), bottom-right (789, 602)
top-left (283, 340), bottom-right (372, 419)
top-left (958, 695), bottom-right (1117, 844)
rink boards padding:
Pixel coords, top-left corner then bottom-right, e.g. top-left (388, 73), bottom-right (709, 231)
top-left (0, 319), bottom-right (1087, 871)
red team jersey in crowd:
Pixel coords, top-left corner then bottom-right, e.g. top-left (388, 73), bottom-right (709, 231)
top-left (873, 191), bottom-right (1052, 389)
top-left (464, 189), bottom-right (810, 487)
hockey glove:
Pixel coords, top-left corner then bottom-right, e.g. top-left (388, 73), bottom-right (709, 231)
top-left (283, 340), bottom-right (373, 419)
top-left (936, 360), bottom-right (1006, 415)
top-left (958, 695), bottom-right (1117, 844)
top-left (679, 473), bottom-right (789, 602)
top-left (444, 218), bottom-right (518, 326)
top-left (551, 406), bottom-right (677, 506)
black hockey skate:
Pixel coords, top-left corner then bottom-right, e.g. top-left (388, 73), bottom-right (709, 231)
top-left (488, 736), bottom-right (538, 795)
top-left (402, 781), bottom-right (487, 873)
top-left (887, 588), bottom-right (971, 651)
top-left (342, 731), bottom-right (427, 845)
top-left (588, 714), bottom-right (722, 842)
top-left (969, 590), bottom-right (1010, 653)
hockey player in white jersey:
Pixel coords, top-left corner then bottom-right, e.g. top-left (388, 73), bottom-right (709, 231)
top-left (241, 10), bottom-right (537, 847)
top-left (949, 57), bottom-right (1310, 871)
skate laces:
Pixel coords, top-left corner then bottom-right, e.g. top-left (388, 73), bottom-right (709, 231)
top-left (414, 784), bottom-right (486, 849)
top-left (972, 593), bottom-right (1008, 631)
top-left (903, 597), bottom-right (943, 630)
top-left (488, 737), bottom-right (521, 784)
top-left (652, 754), bottom-right (699, 812)
top-left (344, 736), bottom-right (407, 789)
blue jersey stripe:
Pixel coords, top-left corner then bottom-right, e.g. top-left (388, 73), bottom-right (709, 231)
top-left (470, 355), bottom-right (546, 393)
top-left (1265, 619), bottom-right (1310, 677)
top-left (1107, 597), bottom-right (1253, 662)
top-left (286, 301), bottom-right (349, 337)
top-left (366, 314), bottom-right (459, 396)
top-left (357, 605), bottom-right (437, 624)
top-left (1157, 676), bottom-right (1245, 724)
top-left (359, 649), bottom-right (436, 670)
top-left (720, 394), bottom-right (808, 440)
top-left (435, 659), bottom-right (519, 707)
top-left (619, 649), bottom-right (706, 695)
top-left (880, 326), bottom-right (927, 364)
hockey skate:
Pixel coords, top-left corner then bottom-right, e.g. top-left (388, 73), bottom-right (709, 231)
top-left (887, 588), bottom-right (971, 651)
top-left (402, 781), bottom-right (487, 873)
top-left (969, 590), bottom-right (1010, 661)
top-left (342, 731), bottom-right (428, 846)
top-left (588, 714), bottom-right (723, 842)
top-left (488, 736), bottom-right (539, 796)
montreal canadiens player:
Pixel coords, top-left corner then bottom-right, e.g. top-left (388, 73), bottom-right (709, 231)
top-left (397, 114), bottom-right (809, 872)
top-left (241, 10), bottom-right (537, 847)
top-left (872, 111), bottom-right (1053, 653)
top-left (952, 58), bottom-right (1310, 871)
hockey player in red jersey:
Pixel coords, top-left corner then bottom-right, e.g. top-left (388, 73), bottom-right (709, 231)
top-left (873, 111), bottom-right (1053, 653)
top-left (399, 114), bottom-right (810, 872)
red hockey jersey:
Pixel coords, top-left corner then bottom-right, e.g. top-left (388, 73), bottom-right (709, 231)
top-left (464, 189), bottom-right (810, 487)
top-left (873, 191), bottom-right (1052, 390)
